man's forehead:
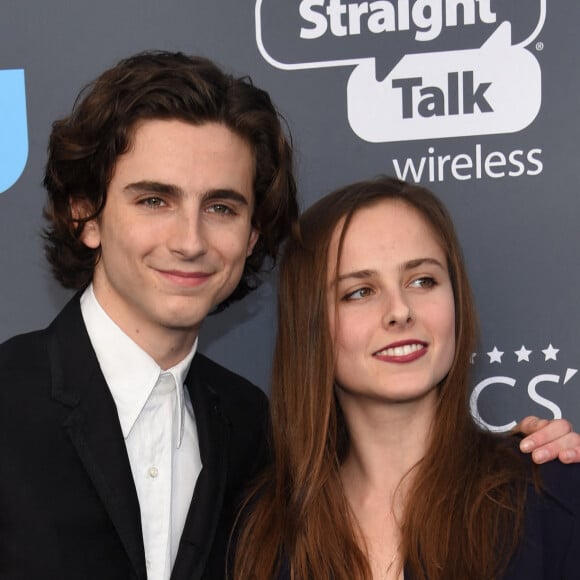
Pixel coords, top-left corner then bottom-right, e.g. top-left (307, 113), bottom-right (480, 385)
top-left (110, 119), bottom-right (256, 199)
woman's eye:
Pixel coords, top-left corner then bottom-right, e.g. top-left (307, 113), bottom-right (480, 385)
top-left (410, 277), bottom-right (436, 289)
top-left (343, 287), bottom-right (373, 301)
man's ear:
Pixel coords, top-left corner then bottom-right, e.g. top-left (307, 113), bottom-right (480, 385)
top-left (70, 198), bottom-right (101, 249)
top-left (246, 227), bottom-right (260, 258)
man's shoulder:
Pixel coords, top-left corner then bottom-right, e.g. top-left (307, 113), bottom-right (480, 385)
top-left (190, 352), bottom-right (269, 426)
top-left (0, 294), bottom-right (84, 366)
top-left (0, 296), bottom-right (87, 385)
top-left (192, 352), bottom-right (267, 401)
top-left (0, 328), bottom-right (55, 408)
top-left (0, 327), bottom-right (50, 369)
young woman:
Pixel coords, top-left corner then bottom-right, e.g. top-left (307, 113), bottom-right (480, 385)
top-left (234, 177), bottom-right (580, 579)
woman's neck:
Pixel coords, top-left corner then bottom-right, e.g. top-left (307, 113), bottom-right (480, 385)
top-left (338, 393), bottom-right (436, 580)
top-left (338, 388), bottom-right (436, 500)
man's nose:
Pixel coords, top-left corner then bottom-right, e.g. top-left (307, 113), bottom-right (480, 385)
top-left (169, 212), bottom-right (208, 258)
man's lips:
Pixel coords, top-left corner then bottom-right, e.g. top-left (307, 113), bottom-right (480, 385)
top-left (157, 269), bottom-right (213, 287)
top-left (373, 340), bottom-right (428, 363)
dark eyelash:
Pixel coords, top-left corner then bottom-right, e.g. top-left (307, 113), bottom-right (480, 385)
top-left (415, 277), bottom-right (437, 287)
top-left (342, 287), bottom-right (372, 301)
top-left (209, 203), bottom-right (236, 215)
top-left (140, 197), bottom-right (164, 207)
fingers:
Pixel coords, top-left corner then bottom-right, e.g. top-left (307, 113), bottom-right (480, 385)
top-left (516, 416), bottom-right (580, 464)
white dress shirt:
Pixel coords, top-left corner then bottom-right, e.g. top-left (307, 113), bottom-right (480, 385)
top-left (80, 285), bottom-right (202, 580)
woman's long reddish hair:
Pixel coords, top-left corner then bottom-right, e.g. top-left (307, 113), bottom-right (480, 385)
top-left (233, 177), bottom-right (529, 579)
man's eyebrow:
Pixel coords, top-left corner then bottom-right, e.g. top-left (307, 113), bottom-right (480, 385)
top-left (202, 189), bottom-right (251, 206)
top-left (124, 180), bottom-right (182, 196)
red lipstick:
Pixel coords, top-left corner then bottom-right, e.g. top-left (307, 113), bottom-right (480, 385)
top-left (373, 339), bottom-right (428, 363)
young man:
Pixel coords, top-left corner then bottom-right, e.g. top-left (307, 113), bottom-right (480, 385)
top-left (0, 51), bottom-right (296, 580)
top-left (0, 51), bottom-right (576, 580)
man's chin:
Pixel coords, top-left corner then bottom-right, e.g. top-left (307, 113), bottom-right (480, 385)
top-left (160, 292), bottom-right (233, 329)
top-left (158, 305), bottom-right (209, 333)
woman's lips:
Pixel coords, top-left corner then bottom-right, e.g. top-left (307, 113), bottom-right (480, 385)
top-left (373, 340), bottom-right (428, 363)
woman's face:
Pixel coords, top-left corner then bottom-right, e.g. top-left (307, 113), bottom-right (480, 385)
top-left (327, 200), bottom-right (456, 406)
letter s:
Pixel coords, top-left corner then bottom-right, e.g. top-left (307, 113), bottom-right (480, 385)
top-left (527, 374), bottom-right (562, 419)
top-left (300, 0), bottom-right (328, 39)
top-left (526, 148), bottom-right (543, 176)
top-left (507, 149), bottom-right (525, 177)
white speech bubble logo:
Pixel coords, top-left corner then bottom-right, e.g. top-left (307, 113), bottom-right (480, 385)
top-left (0, 69), bottom-right (28, 194)
top-left (347, 21), bottom-right (542, 142)
top-left (256, 0), bottom-right (546, 143)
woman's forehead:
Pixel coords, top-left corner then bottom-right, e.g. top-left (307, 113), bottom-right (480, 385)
top-left (329, 200), bottom-right (445, 269)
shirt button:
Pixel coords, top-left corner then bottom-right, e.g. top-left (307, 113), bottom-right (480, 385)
top-left (148, 466), bottom-right (159, 478)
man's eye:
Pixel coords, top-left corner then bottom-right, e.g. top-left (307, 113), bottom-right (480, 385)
top-left (140, 197), bottom-right (165, 208)
top-left (207, 204), bottom-right (235, 215)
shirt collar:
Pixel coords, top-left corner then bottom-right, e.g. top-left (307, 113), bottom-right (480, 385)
top-left (79, 284), bottom-right (197, 445)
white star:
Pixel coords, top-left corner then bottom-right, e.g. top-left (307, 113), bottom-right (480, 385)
top-left (542, 343), bottom-right (559, 361)
top-left (487, 346), bottom-right (503, 364)
top-left (514, 345), bottom-right (532, 362)
top-left (470, 353), bottom-right (477, 364)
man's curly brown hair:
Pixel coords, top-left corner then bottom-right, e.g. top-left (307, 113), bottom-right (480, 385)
top-left (43, 50), bottom-right (297, 310)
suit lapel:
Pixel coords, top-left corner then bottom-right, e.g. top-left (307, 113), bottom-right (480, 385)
top-left (48, 297), bottom-right (147, 580)
top-left (171, 357), bottom-right (230, 580)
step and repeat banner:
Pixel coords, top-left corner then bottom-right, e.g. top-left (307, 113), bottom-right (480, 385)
top-left (0, 1), bottom-right (578, 429)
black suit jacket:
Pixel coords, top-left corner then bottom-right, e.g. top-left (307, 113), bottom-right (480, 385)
top-left (0, 296), bottom-right (269, 580)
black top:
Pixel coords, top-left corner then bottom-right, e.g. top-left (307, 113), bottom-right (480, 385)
top-left (275, 457), bottom-right (580, 579)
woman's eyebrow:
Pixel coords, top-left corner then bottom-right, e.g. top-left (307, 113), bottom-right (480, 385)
top-left (335, 269), bottom-right (376, 283)
top-left (334, 257), bottom-right (445, 285)
top-left (402, 257), bottom-right (445, 271)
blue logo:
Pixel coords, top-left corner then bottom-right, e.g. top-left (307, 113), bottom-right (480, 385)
top-left (0, 69), bottom-right (28, 194)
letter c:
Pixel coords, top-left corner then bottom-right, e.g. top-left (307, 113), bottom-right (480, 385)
top-left (470, 376), bottom-right (517, 433)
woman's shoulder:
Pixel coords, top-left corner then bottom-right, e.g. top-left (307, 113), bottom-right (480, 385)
top-left (497, 435), bottom-right (580, 513)
top-left (502, 453), bottom-right (580, 579)
top-left (529, 454), bottom-right (580, 514)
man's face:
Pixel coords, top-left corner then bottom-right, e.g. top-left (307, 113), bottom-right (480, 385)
top-left (80, 119), bottom-right (258, 358)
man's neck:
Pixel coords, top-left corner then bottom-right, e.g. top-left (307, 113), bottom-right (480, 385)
top-left (87, 283), bottom-right (199, 369)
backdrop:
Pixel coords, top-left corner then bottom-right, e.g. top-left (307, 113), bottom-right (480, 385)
top-left (0, 0), bottom-right (578, 431)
